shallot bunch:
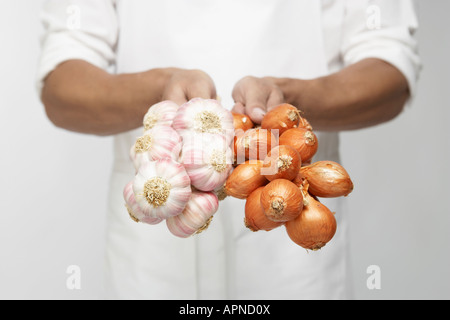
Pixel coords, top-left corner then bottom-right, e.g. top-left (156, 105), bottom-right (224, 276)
top-left (225, 103), bottom-right (354, 251)
top-left (123, 98), bottom-right (234, 238)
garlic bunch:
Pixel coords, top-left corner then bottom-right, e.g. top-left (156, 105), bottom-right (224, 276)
top-left (172, 98), bottom-right (235, 145)
top-left (123, 181), bottom-right (163, 225)
top-left (180, 132), bottom-right (233, 192)
top-left (130, 125), bottom-right (182, 171)
top-left (143, 100), bottom-right (179, 130)
top-left (124, 98), bottom-right (236, 238)
top-left (166, 190), bottom-right (219, 238)
top-left (133, 158), bottom-right (192, 220)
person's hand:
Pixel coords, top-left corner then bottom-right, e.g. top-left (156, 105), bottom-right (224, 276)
top-left (162, 68), bottom-right (217, 105)
top-left (231, 76), bottom-right (285, 124)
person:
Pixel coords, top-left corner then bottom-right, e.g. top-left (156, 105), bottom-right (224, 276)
top-left (37, 0), bottom-right (420, 299)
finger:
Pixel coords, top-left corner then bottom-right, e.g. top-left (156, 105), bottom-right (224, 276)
top-left (231, 101), bottom-right (245, 114)
top-left (186, 80), bottom-right (217, 101)
top-left (231, 83), bottom-right (244, 104)
top-left (163, 87), bottom-right (188, 106)
top-left (243, 90), bottom-right (269, 124)
top-left (266, 88), bottom-right (285, 112)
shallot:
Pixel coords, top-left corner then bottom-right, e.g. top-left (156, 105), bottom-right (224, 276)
top-left (285, 192), bottom-right (337, 250)
top-left (260, 179), bottom-right (303, 222)
top-left (300, 161), bottom-right (354, 198)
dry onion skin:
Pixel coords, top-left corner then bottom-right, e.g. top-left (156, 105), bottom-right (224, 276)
top-left (234, 128), bottom-right (278, 162)
top-left (285, 193), bottom-right (337, 250)
top-left (224, 160), bottom-right (268, 199)
top-left (297, 116), bottom-right (313, 131)
top-left (260, 179), bottom-right (303, 222)
top-left (300, 161), bottom-right (354, 198)
top-left (232, 112), bottom-right (254, 131)
top-left (261, 103), bottom-right (301, 135)
top-left (279, 127), bottom-right (318, 163)
top-left (244, 187), bottom-right (284, 232)
top-left (262, 145), bottom-right (301, 181)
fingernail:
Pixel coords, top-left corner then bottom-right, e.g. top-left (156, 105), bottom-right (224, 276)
top-left (251, 108), bottom-right (266, 122)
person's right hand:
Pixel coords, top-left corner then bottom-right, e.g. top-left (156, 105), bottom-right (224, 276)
top-left (231, 76), bottom-right (285, 124)
top-left (161, 68), bottom-right (217, 105)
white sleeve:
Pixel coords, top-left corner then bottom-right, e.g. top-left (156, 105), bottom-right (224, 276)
top-left (37, 0), bottom-right (118, 94)
top-left (340, 0), bottom-right (421, 98)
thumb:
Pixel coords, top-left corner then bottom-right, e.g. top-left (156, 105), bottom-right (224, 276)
top-left (245, 102), bottom-right (266, 124)
top-left (243, 89), bottom-right (268, 124)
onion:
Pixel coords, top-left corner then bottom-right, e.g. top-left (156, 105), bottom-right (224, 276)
top-left (297, 117), bottom-right (313, 131)
top-left (232, 129), bottom-right (245, 164)
top-left (300, 161), bottom-right (354, 198)
top-left (260, 179), bottom-right (303, 222)
top-left (262, 145), bottom-right (301, 181)
top-left (244, 187), bottom-right (284, 232)
top-left (232, 112), bottom-right (254, 131)
top-left (234, 128), bottom-right (278, 162)
top-left (292, 168), bottom-right (305, 188)
top-left (224, 160), bottom-right (268, 199)
top-left (279, 127), bottom-right (318, 163)
top-left (285, 193), bottom-right (337, 250)
top-left (261, 103), bottom-right (301, 135)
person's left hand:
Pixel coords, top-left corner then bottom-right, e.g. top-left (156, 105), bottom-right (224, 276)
top-left (231, 76), bottom-right (284, 124)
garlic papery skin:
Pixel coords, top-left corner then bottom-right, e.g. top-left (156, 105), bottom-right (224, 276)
top-left (130, 125), bottom-right (182, 171)
top-left (166, 191), bottom-right (219, 238)
top-left (172, 98), bottom-right (235, 145)
top-left (143, 100), bottom-right (179, 131)
top-left (180, 132), bottom-right (233, 192)
top-left (133, 158), bottom-right (192, 219)
top-left (123, 181), bottom-right (163, 225)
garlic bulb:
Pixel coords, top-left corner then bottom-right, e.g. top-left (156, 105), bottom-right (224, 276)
top-left (180, 132), bottom-right (233, 192)
top-left (133, 158), bottom-right (192, 219)
top-left (123, 181), bottom-right (163, 225)
top-left (166, 190), bottom-right (219, 238)
top-left (172, 98), bottom-right (235, 145)
top-left (130, 125), bottom-right (182, 171)
top-left (143, 100), bottom-right (179, 131)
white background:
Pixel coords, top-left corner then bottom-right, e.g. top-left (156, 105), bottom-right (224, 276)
top-left (0, 0), bottom-right (448, 299)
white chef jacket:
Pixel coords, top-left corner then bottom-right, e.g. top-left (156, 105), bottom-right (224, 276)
top-left (37, 0), bottom-right (420, 300)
